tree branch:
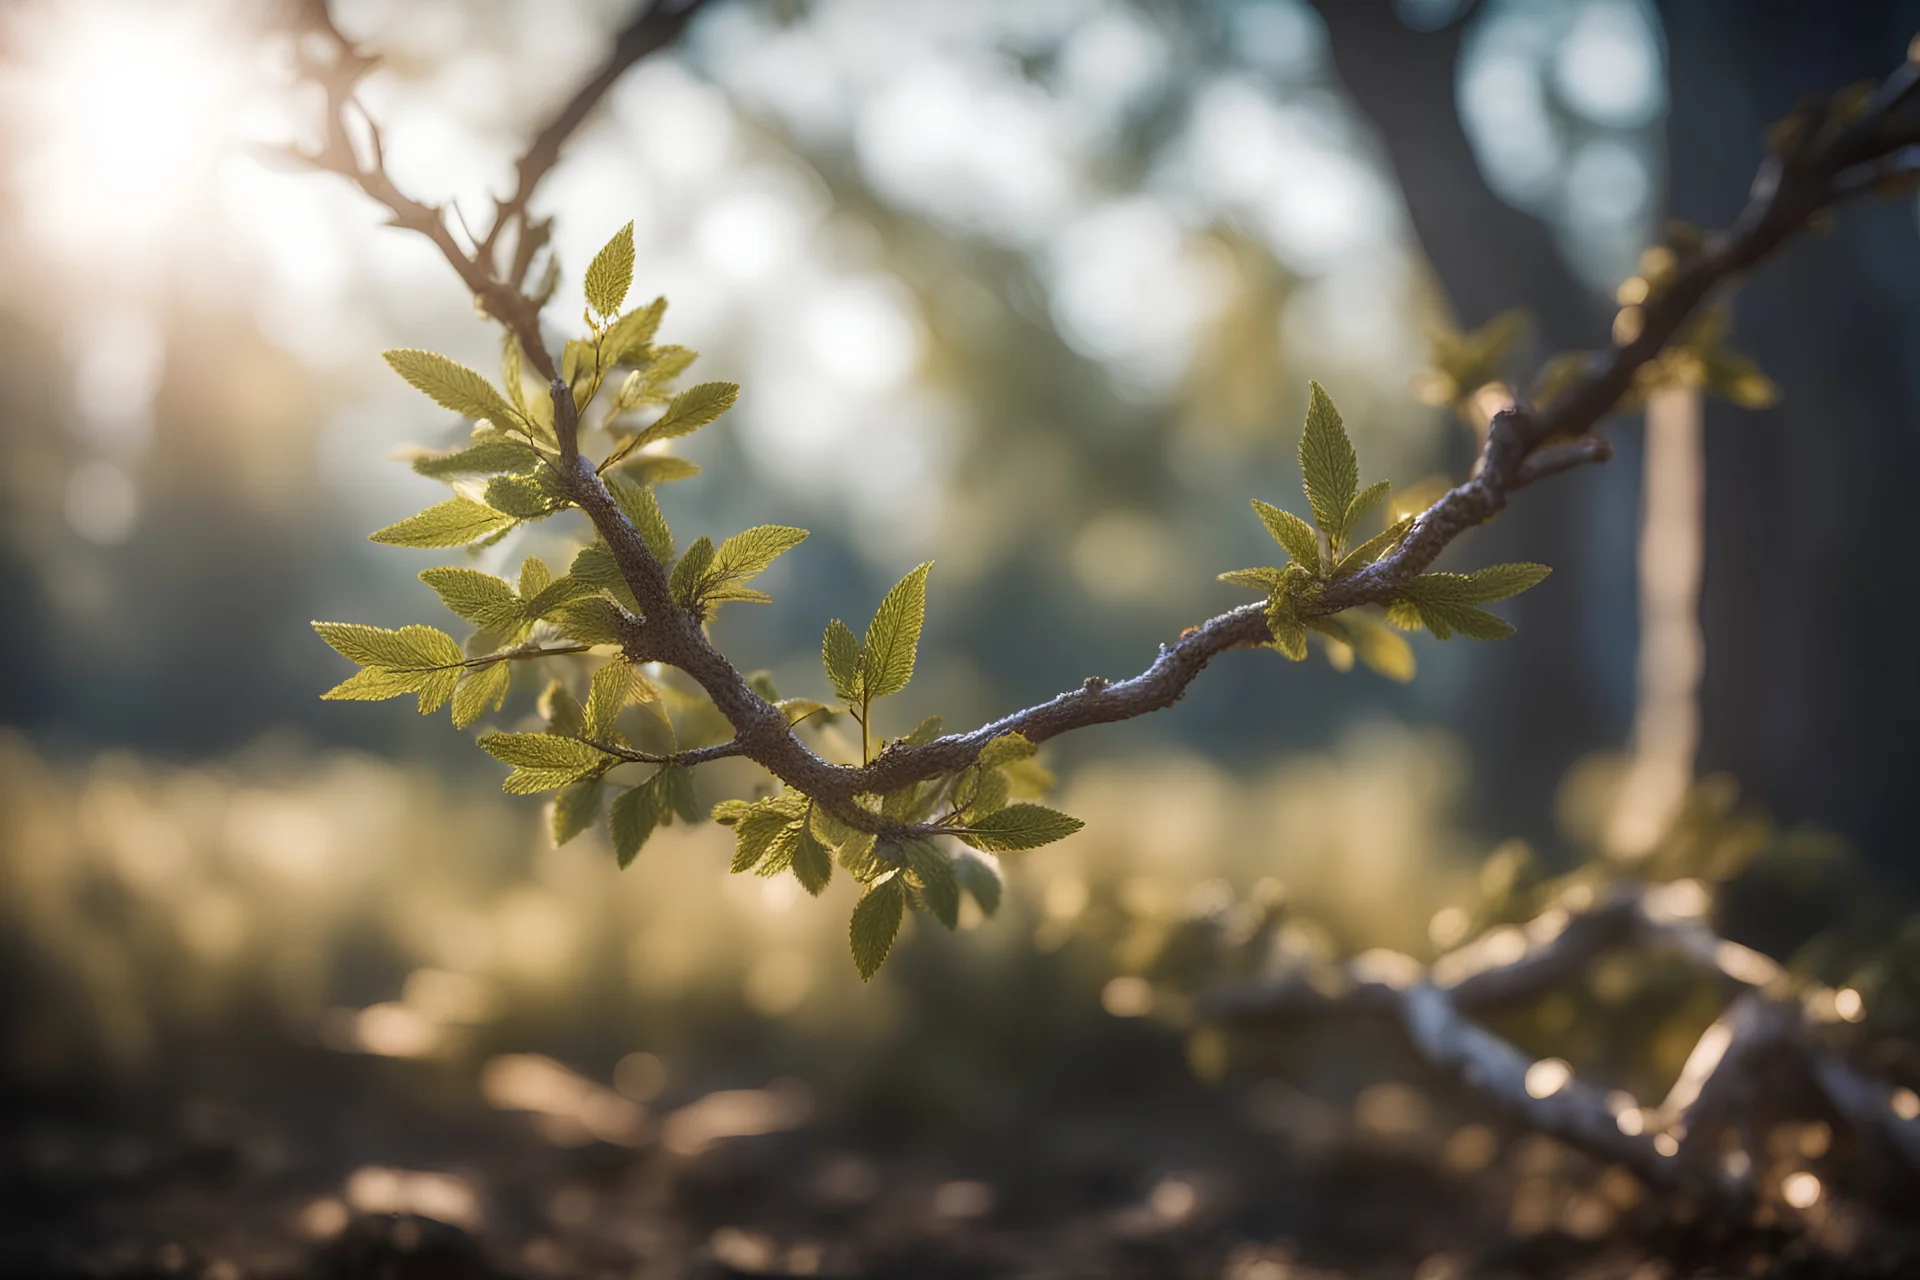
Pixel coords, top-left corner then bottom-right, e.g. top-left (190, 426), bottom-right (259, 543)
top-left (290, 9), bottom-right (1920, 835)
top-left (1203, 879), bottom-right (1920, 1213)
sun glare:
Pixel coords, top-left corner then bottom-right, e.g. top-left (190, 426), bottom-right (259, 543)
top-left (10, 1), bottom-right (244, 259)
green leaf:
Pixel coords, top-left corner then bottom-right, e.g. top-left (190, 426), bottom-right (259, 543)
top-left (416, 668), bottom-right (460, 716)
top-left (483, 474), bottom-right (564, 519)
top-left (383, 349), bottom-right (522, 427)
top-left (791, 824), bottom-right (833, 896)
top-left (702, 526), bottom-right (809, 602)
top-left (1299, 380), bottom-right (1358, 536)
top-left (954, 849), bottom-right (1003, 917)
top-left (777, 698), bottom-right (830, 726)
top-left (604, 296), bottom-right (666, 367)
top-left (370, 497), bottom-right (516, 548)
top-left (958, 803), bottom-right (1084, 853)
top-left (731, 807), bottom-right (794, 873)
top-left (321, 666), bottom-right (430, 702)
top-left (904, 841), bottom-right (960, 929)
top-left (419, 567), bottom-right (520, 628)
top-left (1333, 516), bottom-right (1415, 579)
top-left (519, 555), bottom-right (552, 599)
top-left (540, 680), bottom-right (585, 736)
top-left (850, 874), bottom-right (906, 980)
top-left (1343, 480), bottom-right (1390, 537)
top-left (313, 621), bottom-right (463, 670)
top-left (900, 715), bottom-right (945, 747)
top-left (585, 661), bottom-right (637, 740)
top-left (1251, 500), bottom-right (1320, 573)
top-left (549, 597), bottom-right (628, 647)
top-left (861, 562), bottom-right (932, 701)
top-left (823, 619), bottom-right (863, 703)
top-left (584, 221), bottom-right (635, 318)
top-left (609, 780), bottom-right (659, 869)
top-left (1457, 562), bottom-right (1552, 603)
top-left (637, 382), bottom-right (738, 448)
top-left (1409, 598), bottom-right (1516, 641)
top-left (976, 733), bottom-right (1036, 769)
top-left (608, 476), bottom-right (675, 565)
top-left (668, 536), bottom-right (714, 609)
top-left (1265, 593), bottom-right (1308, 661)
top-left (1218, 567), bottom-right (1288, 593)
top-left (656, 764), bottom-right (698, 825)
top-left (569, 543), bottom-right (639, 612)
top-left (616, 454), bottom-right (701, 487)
top-left (477, 732), bottom-right (610, 794)
top-left (1348, 615), bottom-right (1416, 683)
top-left (451, 660), bottom-right (511, 728)
top-left (409, 439), bottom-right (539, 479)
top-left (552, 777), bottom-right (604, 846)
top-left (958, 766), bottom-right (1010, 822)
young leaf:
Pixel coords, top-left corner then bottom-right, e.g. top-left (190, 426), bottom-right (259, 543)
top-left (313, 622), bottom-right (463, 671)
top-left (976, 732), bottom-right (1036, 769)
top-left (608, 476), bottom-right (675, 565)
top-left (958, 803), bottom-right (1085, 853)
top-left (410, 438), bottom-right (539, 479)
top-left (451, 660), bottom-right (512, 728)
top-left (483, 474), bottom-right (563, 519)
top-left (477, 732), bottom-right (610, 794)
top-left (1457, 562), bottom-right (1552, 602)
top-left (584, 221), bottom-right (635, 318)
top-left (370, 497), bottom-right (515, 548)
top-left (585, 661), bottom-right (637, 740)
top-left (1265, 593), bottom-right (1308, 661)
top-left (416, 668), bottom-right (460, 716)
top-left (604, 296), bottom-right (667, 367)
top-left (1343, 480), bottom-right (1391, 536)
top-left (656, 763), bottom-right (699, 825)
top-left (1299, 380), bottom-right (1358, 536)
top-left (900, 715), bottom-right (946, 747)
top-left (731, 807), bottom-right (795, 873)
top-left (850, 873), bottom-right (906, 980)
top-left (668, 536), bottom-right (715, 609)
top-left (954, 849), bottom-right (1003, 917)
top-left (904, 841), bottom-right (960, 930)
top-left (1218, 567), bottom-right (1288, 593)
top-left (1251, 500), bottom-right (1320, 573)
top-left (1333, 515), bottom-right (1416, 579)
top-left (519, 556), bottom-right (552, 599)
top-left (861, 562), bottom-right (933, 700)
top-left (549, 597), bottom-right (629, 647)
top-left (419, 567), bottom-right (520, 628)
top-left (322, 666), bottom-right (431, 702)
top-left (1348, 615), bottom-right (1417, 683)
top-left (552, 777), bottom-right (604, 846)
top-left (610, 778), bottom-right (660, 868)
top-left (701, 526), bottom-right (809, 602)
top-left (792, 824), bottom-right (833, 896)
top-left (823, 619), bottom-right (863, 703)
top-left (540, 680), bottom-right (586, 736)
top-left (616, 454), bottom-right (701, 487)
top-left (636, 382), bottom-right (738, 448)
top-left (569, 544), bottom-right (640, 612)
top-left (383, 349), bottom-right (521, 427)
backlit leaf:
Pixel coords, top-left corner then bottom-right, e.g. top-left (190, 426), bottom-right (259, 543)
top-left (370, 497), bottom-right (516, 548)
top-left (1252, 500), bottom-right (1320, 573)
top-left (1299, 380), bottom-right (1358, 536)
top-left (584, 221), bottom-right (635, 318)
top-left (958, 803), bottom-right (1084, 853)
top-left (383, 349), bottom-right (521, 427)
top-left (850, 873), bottom-right (906, 980)
top-left (862, 562), bottom-right (932, 700)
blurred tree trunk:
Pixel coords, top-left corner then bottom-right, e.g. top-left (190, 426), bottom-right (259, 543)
top-left (1661, 0), bottom-right (1920, 889)
top-left (1307, 0), bottom-right (1621, 848)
